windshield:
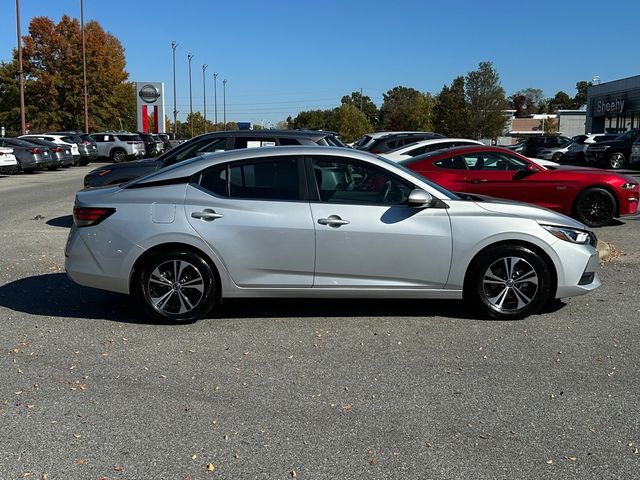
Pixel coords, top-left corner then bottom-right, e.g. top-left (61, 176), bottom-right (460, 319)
top-left (377, 154), bottom-right (460, 200)
top-left (616, 129), bottom-right (640, 141)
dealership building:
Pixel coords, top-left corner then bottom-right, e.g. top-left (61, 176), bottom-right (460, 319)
top-left (586, 75), bottom-right (640, 134)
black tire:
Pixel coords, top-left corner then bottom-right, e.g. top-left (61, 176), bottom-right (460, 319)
top-left (464, 245), bottom-right (551, 320)
top-left (574, 187), bottom-right (617, 227)
top-left (110, 149), bottom-right (126, 163)
top-left (608, 152), bottom-right (625, 169)
top-left (79, 159), bottom-right (89, 166)
top-left (552, 152), bottom-right (563, 162)
top-left (133, 250), bottom-right (216, 324)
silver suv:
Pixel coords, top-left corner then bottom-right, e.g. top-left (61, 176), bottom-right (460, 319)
top-left (93, 132), bottom-right (145, 162)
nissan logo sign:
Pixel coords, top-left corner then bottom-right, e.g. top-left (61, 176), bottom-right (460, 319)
top-left (138, 84), bottom-right (160, 103)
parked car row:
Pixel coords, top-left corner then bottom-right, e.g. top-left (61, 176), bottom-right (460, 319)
top-left (506, 130), bottom-right (640, 169)
top-left (0, 131), bottom-right (174, 174)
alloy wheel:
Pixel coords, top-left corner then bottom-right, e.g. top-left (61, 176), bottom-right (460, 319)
top-left (147, 259), bottom-right (205, 315)
top-left (609, 153), bottom-right (625, 169)
top-left (481, 256), bottom-right (539, 312)
top-left (576, 188), bottom-right (615, 227)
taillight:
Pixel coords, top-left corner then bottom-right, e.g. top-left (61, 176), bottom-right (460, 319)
top-left (73, 207), bottom-right (115, 227)
top-left (51, 147), bottom-right (62, 153)
top-left (97, 169), bottom-right (112, 176)
top-left (80, 140), bottom-right (90, 145)
top-left (29, 148), bottom-right (43, 154)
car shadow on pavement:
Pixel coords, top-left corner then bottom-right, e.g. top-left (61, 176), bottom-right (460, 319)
top-left (0, 273), bottom-right (565, 324)
top-left (46, 215), bottom-right (73, 228)
top-left (0, 273), bottom-right (146, 324)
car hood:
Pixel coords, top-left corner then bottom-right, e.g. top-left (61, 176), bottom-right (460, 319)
top-left (458, 192), bottom-right (588, 229)
top-left (90, 158), bottom-right (159, 173)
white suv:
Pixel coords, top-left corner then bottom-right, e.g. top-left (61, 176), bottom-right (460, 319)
top-left (93, 132), bottom-right (145, 162)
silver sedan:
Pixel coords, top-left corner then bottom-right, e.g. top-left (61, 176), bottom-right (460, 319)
top-left (65, 146), bottom-right (600, 323)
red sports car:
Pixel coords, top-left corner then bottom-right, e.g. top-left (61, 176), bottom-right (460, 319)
top-left (399, 145), bottom-right (639, 227)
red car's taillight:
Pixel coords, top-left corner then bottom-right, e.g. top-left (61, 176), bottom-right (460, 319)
top-left (29, 148), bottom-right (43, 154)
top-left (73, 207), bottom-right (115, 227)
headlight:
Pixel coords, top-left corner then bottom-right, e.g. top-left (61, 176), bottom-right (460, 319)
top-left (542, 225), bottom-right (596, 245)
top-left (621, 182), bottom-right (638, 190)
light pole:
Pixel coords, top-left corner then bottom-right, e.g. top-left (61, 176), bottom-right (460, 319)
top-left (187, 52), bottom-right (194, 137)
top-left (213, 72), bottom-right (218, 131)
top-left (80, 0), bottom-right (89, 133)
top-left (202, 64), bottom-right (207, 134)
top-left (171, 41), bottom-right (178, 139)
top-left (223, 79), bottom-right (227, 130)
top-left (15, 0), bottom-right (26, 135)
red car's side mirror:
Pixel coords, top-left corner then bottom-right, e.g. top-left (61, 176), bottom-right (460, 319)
top-left (526, 164), bottom-right (541, 173)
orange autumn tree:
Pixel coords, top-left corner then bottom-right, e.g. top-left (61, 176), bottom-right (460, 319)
top-left (19, 15), bottom-right (136, 132)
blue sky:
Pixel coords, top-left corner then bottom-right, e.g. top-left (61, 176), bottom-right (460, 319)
top-left (2, 0), bottom-right (639, 125)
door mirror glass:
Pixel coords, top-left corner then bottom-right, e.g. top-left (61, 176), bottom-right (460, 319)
top-left (407, 188), bottom-right (433, 207)
top-left (526, 163), bottom-right (540, 173)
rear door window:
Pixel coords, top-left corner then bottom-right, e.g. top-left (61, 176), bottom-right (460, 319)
top-left (234, 137), bottom-right (277, 148)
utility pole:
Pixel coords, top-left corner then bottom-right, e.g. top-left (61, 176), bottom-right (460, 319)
top-left (213, 72), bottom-right (218, 131)
top-left (80, 0), bottom-right (89, 133)
top-left (223, 79), bottom-right (227, 130)
top-left (171, 41), bottom-right (178, 139)
top-left (15, 0), bottom-right (26, 135)
top-left (187, 52), bottom-right (194, 137)
top-left (202, 64), bottom-right (208, 134)
top-left (360, 87), bottom-right (363, 112)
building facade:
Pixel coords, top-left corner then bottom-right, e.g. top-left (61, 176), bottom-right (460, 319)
top-left (586, 75), bottom-right (640, 134)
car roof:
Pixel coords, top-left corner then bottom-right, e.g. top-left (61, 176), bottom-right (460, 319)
top-left (402, 145), bottom-right (533, 164)
top-left (184, 129), bottom-right (339, 141)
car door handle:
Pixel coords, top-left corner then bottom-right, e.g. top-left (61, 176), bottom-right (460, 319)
top-left (191, 209), bottom-right (224, 221)
top-left (318, 215), bottom-right (350, 227)
top-left (469, 178), bottom-right (488, 184)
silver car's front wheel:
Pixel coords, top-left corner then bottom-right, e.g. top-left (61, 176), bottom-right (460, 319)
top-left (465, 245), bottom-right (551, 319)
top-left (134, 250), bottom-right (216, 323)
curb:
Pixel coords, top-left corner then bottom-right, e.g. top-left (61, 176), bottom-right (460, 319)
top-left (597, 240), bottom-right (611, 261)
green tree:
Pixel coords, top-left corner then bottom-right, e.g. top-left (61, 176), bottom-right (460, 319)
top-left (407, 92), bottom-right (435, 131)
top-left (432, 76), bottom-right (470, 137)
top-left (548, 91), bottom-right (573, 112)
top-left (572, 81), bottom-right (592, 109)
top-left (379, 86), bottom-right (424, 131)
top-left (341, 91), bottom-right (378, 127)
top-left (291, 109), bottom-right (336, 130)
top-left (509, 88), bottom-right (545, 116)
top-left (465, 61), bottom-right (508, 139)
top-left (0, 61), bottom-right (23, 136)
top-left (334, 104), bottom-right (372, 143)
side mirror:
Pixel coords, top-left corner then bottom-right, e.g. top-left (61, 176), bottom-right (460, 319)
top-left (526, 163), bottom-right (540, 173)
top-left (407, 188), bottom-right (433, 208)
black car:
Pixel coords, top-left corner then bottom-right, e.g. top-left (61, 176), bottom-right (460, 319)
top-left (158, 133), bottom-right (172, 151)
top-left (84, 129), bottom-right (346, 188)
top-left (585, 129), bottom-right (640, 169)
top-left (562, 134), bottom-right (619, 163)
top-left (356, 132), bottom-right (445, 154)
top-left (138, 132), bottom-right (159, 157)
top-left (507, 135), bottom-right (572, 157)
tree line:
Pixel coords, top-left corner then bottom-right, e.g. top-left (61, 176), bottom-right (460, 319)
top-left (0, 16), bottom-right (591, 142)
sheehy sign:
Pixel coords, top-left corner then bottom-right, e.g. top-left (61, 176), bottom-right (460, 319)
top-left (593, 97), bottom-right (625, 117)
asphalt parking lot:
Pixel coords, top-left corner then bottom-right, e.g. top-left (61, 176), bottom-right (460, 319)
top-left (1, 165), bottom-right (639, 479)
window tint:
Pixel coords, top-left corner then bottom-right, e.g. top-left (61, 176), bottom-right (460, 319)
top-left (196, 164), bottom-right (227, 197)
top-left (278, 138), bottom-right (301, 146)
top-left (311, 157), bottom-right (413, 205)
top-left (463, 152), bottom-right (528, 171)
top-left (234, 137), bottom-right (277, 148)
top-left (434, 156), bottom-right (468, 169)
top-left (116, 134), bottom-right (142, 141)
top-left (171, 137), bottom-right (228, 164)
top-left (61, 136), bottom-right (74, 143)
top-left (229, 158), bottom-right (299, 200)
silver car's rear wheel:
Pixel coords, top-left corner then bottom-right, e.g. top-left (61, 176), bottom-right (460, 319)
top-left (134, 250), bottom-right (216, 323)
top-left (465, 245), bottom-right (551, 319)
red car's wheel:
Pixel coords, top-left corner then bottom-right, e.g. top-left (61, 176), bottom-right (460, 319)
top-left (574, 187), bottom-right (617, 227)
